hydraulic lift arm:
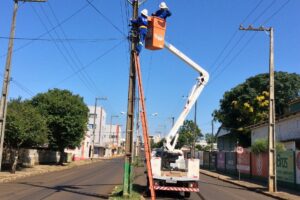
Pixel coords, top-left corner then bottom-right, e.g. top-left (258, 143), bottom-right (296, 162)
top-left (163, 41), bottom-right (209, 152)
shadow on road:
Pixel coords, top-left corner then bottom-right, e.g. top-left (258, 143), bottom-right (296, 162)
top-left (18, 182), bottom-right (115, 199)
top-left (199, 180), bottom-right (251, 191)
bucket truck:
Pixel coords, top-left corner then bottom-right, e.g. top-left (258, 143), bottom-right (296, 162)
top-left (145, 17), bottom-right (209, 198)
top-left (149, 41), bottom-right (209, 198)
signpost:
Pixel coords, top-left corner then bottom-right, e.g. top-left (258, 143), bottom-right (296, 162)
top-left (296, 151), bottom-right (300, 185)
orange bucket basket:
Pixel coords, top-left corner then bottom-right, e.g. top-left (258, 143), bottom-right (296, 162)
top-left (145, 17), bottom-right (166, 50)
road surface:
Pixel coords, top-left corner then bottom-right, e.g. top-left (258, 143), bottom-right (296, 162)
top-left (0, 157), bottom-right (123, 200)
top-left (153, 173), bottom-right (276, 200)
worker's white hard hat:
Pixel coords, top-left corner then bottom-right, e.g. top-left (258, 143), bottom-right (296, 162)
top-left (141, 9), bottom-right (148, 17)
top-left (159, 2), bottom-right (168, 9)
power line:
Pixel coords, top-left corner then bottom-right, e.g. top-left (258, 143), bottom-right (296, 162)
top-left (86, 0), bottom-right (126, 37)
top-left (262, 0), bottom-right (290, 24)
top-left (0, 73), bottom-right (34, 97)
top-left (31, 5), bottom-right (97, 96)
top-left (0, 36), bottom-right (124, 42)
top-left (252, 0), bottom-right (277, 24)
top-left (209, 33), bottom-right (257, 84)
top-left (209, 0), bottom-right (289, 82)
top-left (0, 0), bottom-right (95, 58)
top-left (47, 2), bottom-right (103, 96)
top-left (208, 0), bottom-right (264, 72)
top-left (53, 40), bottom-right (125, 87)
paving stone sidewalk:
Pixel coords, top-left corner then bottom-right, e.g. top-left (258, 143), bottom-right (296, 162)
top-left (200, 169), bottom-right (300, 200)
top-left (0, 156), bottom-right (121, 183)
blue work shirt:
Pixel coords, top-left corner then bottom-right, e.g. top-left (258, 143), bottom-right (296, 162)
top-left (152, 9), bottom-right (172, 20)
top-left (131, 15), bottom-right (148, 28)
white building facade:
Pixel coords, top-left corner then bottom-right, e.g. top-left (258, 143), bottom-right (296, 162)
top-left (251, 112), bottom-right (300, 150)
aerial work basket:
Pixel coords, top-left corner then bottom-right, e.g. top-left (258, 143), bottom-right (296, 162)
top-left (145, 17), bottom-right (166, 50)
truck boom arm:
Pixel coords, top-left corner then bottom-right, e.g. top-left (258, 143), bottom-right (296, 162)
top-left (164, 41), bottom-right (209, 152)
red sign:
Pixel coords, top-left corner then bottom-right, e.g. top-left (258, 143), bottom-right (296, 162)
top-left (237, 146), bottom-right (244, 154)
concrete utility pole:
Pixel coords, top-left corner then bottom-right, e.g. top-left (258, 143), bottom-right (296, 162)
top-left (91, 97), bottom-right (107, 160)
top-left (239, 25), bottom-right (276, 192)
top-left (123, 0), bottom-right (145, 196)
top-left (0, 0), bottom-right (46, 172)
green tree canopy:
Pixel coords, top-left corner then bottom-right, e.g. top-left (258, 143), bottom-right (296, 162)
top-left (213, 72), bottom-right (300, 135)
top-left (31, 89), bottom-right (89, 164)
top-left (176, 120), bottom-right (202, 149)
top-left (5, 98), bottom-right (48, 149)
top-left (5, 98), bottom-right (48, 173)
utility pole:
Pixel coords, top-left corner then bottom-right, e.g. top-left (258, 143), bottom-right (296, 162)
top-left (0, 0), bottom-right (46, 172)
top-left (123, 0), bottom-right (147, 196)
top-left (91, 97), bottom-right (107, 160)
top-left (239, 25), bottom-right (276, 192)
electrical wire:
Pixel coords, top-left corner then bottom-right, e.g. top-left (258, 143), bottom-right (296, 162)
top-left (0, 36), bottom-right (124, 42)
top-left (47, 2), bottom-right (103, 96)
top-left (53, 40), bottom-right (125, 87)
top-left (31, 5), bottom-right (97, 96)
top-left (85, 0), bottom-right (126, 37)
top-left (0, 0), bottom-right (95, 58)
top-left (209, 0), bottom-right (289, 82)
top-left (208, 0), bottom-right (264, 73)
top-left (262, 0), bottom-right (290, 24)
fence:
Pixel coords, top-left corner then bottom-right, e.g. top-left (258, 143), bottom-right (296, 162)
top-left (2, 148), bottom-right (72, 168)
top-left (198, 150), bottom-right (300, 189)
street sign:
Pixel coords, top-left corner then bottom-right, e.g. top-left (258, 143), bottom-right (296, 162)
top-left (237, 146), bottom-right (244, 154)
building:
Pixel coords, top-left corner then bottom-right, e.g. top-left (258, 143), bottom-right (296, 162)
top-left (250, 98), bottom-right (300, 150)
top-left (66, 106), bottom-right (122, 159)
top-left (216, 127), bottom-right (237, 151)
top-left (87, 106), bottom-right (108, 157)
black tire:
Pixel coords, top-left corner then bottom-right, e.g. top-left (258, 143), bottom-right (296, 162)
top-left (184, 192), bottom-right (191, 198)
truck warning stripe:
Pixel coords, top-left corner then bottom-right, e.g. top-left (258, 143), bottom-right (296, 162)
top-left (153, 186), bottom-right (199, 192)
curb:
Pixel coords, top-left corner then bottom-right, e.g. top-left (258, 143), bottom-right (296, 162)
top-left (200, 170), bottom-right (297, 200)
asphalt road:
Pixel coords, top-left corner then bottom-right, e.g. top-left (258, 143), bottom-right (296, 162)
top-left (153, 174), bottom-right (276, 200)
top-left (0, 157), bottom-right (124, 200)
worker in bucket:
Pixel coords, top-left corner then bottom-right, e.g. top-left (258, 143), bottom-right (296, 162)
top-left (131, 9), bottom-right (148, 55)
top-left (152, 2), bottom-right (172, 20)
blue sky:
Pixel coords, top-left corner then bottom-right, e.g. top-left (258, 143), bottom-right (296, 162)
top-left (0, 0), bottom-right (299, 139)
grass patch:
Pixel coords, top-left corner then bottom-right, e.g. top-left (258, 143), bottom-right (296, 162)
top-left (109, 185), bottom-right (143, 200)
top-left (132, 157), bottom-right (144, 167)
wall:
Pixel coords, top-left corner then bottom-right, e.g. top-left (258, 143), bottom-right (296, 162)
top-left (251, 113), bottom-right (300, 144)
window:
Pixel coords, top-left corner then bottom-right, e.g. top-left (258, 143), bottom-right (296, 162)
top-left (89, 113), bottom-right (97, 118)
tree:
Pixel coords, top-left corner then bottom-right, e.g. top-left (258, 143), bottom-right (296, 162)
top-left (151, 138), bottom-right (165, 149)
top-left (204, 133), bottom-right (216, 151)
top-left (5, 98), bottom-right (48, 173)
top-left (176, 120), bottom-right (202, 149)
top-left (205, 133), bottom-right (216, 144)
top-left (31, 89), bottom-right (89, 164)
top-left (213, 72), bottom-right (300, 143)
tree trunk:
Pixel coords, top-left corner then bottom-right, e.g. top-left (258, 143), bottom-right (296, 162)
top-left (59, 149), bottom-right (65, 165)
top-left (10, 149), bottom-right (19, 174)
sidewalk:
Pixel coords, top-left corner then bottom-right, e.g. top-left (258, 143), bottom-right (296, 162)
top-left (200, 169), bottom-right (300, 200)
top-left (0, 156), bottom-right (120, 184)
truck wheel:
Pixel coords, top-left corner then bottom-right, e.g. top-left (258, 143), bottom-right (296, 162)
top-left (184, 192), bottom-right (191, 198)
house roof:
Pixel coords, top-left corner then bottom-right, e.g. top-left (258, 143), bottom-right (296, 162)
top-left (289, 96), bottom-right (300, 104)
top-left (248, 111), bottom-right (300, 130)
top-left (216, 127), bottom-right (231, 138)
